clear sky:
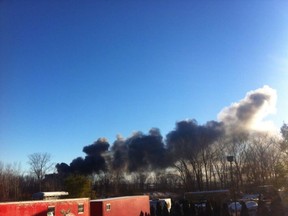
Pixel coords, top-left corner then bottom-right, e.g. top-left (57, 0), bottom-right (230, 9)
top-left (1, 1), bottom-right (288, 172)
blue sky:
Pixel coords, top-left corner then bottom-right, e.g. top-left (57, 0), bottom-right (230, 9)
top-left (1, 1), bottom-right (288, 171)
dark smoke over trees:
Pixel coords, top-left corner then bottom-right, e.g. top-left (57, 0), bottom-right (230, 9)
top-left (56, 162), bottom-right (71, 175)
top-left (53, 86), bottom-right (288, 198)
top-left (111, 135), bottom-right (127, 170)
top-left (126, 128), bottom-right (169, 172)
top-left (166, 120), bottom-right (224, 162)
top-left (1, 87), bottom-right (286, 201)
top-left (56, 138), bottom-right (109, 175)
top-left (110, 129), bottom-right (170, 172)
top-left (166, 120), bottom-right (224, 190)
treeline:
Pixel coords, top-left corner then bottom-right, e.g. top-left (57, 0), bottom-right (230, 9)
top-left (1, 120), bottom-right (288, 202)
top-left (0, 163), bottom-right (38, 201)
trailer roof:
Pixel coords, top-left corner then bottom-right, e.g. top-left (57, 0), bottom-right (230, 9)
top-left (91, 195), bottom-right (149, 202)
top-left (32, 191), bottom-right (69, 200)
top-left (0, 197), bottom-right (90, 205)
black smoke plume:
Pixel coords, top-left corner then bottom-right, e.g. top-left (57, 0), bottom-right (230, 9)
top-left (56, 138), bottom-right (109, 175)
top-left (56, 162), bottom-right (71, 175)
top-left (83, 138), bottom-right (109, 156)
top-left (166, 119), bottom-right (224, 161)
top-left (111, 128), bottom-right (170, 172)
top-left (111, 135), bottom-right (127, 170)
top-left (56, 86), bottom-right (278, 176)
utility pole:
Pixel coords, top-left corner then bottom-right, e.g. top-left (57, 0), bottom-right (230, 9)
top-left (227, 156), bottom-right (238, 216)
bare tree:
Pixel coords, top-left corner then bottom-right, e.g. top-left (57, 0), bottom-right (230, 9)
top-left (0, 161), bottom-right (22, 201)
top-left (28, 152), bottom-right (53, 191)
top-left (280, 123), bottom-right (288, 154)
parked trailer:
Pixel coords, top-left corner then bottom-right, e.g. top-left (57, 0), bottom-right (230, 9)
top-left (90, 195), bottom-right (150, 216)
top-left (0, 198), bottom-right (90, 216)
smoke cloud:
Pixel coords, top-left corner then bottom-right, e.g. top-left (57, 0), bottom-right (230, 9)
top-left (127, 128), bottom-right (169, 171)
top-left (83, 138), bottom-right (109, 156)
top-left (218, 85), bottom-right (277, 134)
top-left (111, 134), bottom-right (127, 170)
top-left (111, 129), bottom-right (169, 172)
top-left (56, 86), bottom-right (279, 176)
top-left (56, 138), bottom-right (109, 175)
top-left (166, 119), bottom-right (224, 161)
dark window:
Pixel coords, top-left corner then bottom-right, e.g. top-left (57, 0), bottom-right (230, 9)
top-left (78, 203), bottom-right (84, 213)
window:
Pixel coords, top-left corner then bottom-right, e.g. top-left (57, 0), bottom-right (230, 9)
top-left (106, 203), bottom-right (111, 211)
top-left (78, 203), bottom-right (84, 214)
top-left (47, 206), bottom-right (55, 216)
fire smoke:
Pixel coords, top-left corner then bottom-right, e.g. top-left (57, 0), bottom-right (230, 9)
top-left (218, 85), bottom-right (277, 134)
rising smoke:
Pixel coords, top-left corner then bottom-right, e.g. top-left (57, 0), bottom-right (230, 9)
top-left (57, 86), bottom-right (278, 175)
top-left (111, 134), bottom-right (128, 170)
top-left (218, 85), bottom-right (277, 135)
top-left (112, 129), bottom-right (169, 172)
top-left (166, 119), bottom-right (224, 161)
top-left (57, 138), bottom-right (109, 175)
